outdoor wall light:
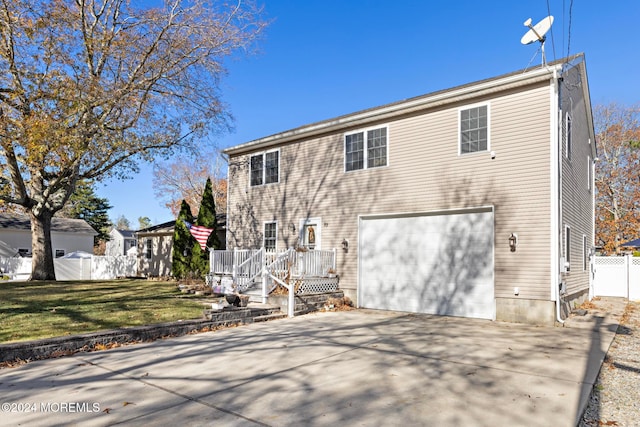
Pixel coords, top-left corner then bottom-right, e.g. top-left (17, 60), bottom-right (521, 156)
top-left (509, 233), bottom-right (518, 252)
top-left (342, 239), bottom-right (349, 252)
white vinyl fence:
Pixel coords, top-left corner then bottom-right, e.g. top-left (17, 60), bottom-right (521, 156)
top-left (592, 255), bottom-right (640, 300)
top-left (0, 256), bottom-right (137, 281)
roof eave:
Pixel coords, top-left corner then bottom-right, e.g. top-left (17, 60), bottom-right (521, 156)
top-left (224, 62), bottom-right (565, 156)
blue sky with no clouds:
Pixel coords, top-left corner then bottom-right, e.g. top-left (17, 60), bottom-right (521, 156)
top-left (100, 0), bottom-right (640, 226)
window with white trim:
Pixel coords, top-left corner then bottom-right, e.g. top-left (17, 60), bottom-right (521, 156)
top-left (250, 150), bottom-right (279, 186)
top-left (587, 155), bottom-right (592, 192)
top-left (345, 126), bottom-right (387, 171)
top-left (460, 104), bottom-right (488, 154)
top-left (264, 222), bottom-right (277, 251)
top-left (565, 225), bottom-right (571, 272)
top-left (565, 113), bottom-right (572, 159)
top-left (145, 239), bottom-right (152, 259)
top-left (583, 234), bottom-right (588, 271)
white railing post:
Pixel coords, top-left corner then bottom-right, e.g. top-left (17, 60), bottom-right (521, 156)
top-left (332, 248), bottom-right (337, 271)
top-left (262, 266), bottom-right (268, 304)
top-left (232, 248), bottom-right (238, 284)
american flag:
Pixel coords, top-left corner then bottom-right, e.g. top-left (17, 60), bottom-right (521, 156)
top-left (183, 221), bottom-right (214, 250)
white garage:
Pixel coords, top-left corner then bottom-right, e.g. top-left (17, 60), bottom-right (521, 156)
top-left (358, 208), bottom-right (495, 320)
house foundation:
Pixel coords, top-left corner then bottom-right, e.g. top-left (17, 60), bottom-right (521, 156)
top-left (496, 298), bottom-right (556, 326)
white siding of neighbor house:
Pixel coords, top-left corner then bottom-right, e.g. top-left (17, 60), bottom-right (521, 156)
top-left (136, 233), bottom-right (173, 277)
top-left (105, 230), bottom-right (137, 257)
top-left (0, 229), bottom-right (94, 256)
top-left (227, 79), bottom-right (555, 302)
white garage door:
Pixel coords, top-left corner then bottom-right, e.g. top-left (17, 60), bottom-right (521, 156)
top-left (359, 209), bottom-right (495, 319)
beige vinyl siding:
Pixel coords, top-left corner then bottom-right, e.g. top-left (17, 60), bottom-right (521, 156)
top-left (227, 80), bottom-right (554, 301)
top-left (560, 65), bottom-right (593, 296)
top-left (136, 232), bottom-right (173, 277)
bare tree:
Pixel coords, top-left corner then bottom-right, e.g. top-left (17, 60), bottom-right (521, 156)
top-left (153, 151), bottom-right (227, 217)
top-left (594, 103), bottom-right (640, 254)
top-left (0, 0), bottom-right (266, 279)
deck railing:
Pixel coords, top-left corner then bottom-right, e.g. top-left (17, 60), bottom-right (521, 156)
top-left (292, 249), bottom-right (336, 277)
top-left (209, 247), bottom-right (338, 317)
top-left (210, 248), bottom-right (336, 279)
top-left (211, 249), bottom-right (262, 276)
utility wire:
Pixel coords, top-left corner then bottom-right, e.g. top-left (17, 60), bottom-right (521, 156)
top-left (546, 0), bottom-right (557, 62)
top-left (566, 0), bottom-right (574, 58)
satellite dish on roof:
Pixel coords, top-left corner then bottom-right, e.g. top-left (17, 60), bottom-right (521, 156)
top-left (521, 15), bottom-right (554, 66)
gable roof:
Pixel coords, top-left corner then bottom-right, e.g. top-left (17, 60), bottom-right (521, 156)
top-left (621, 238), bottom-right (640, 248)
top-left (0, 213), bottom-right (98, 235)
top-left (137, 220), bottom-right (176, 235)
top-left (112, 229), bottom-right (136, 239)
top-left (225, 54), bottom-right (592, 156)
top-left (136, 214), bottom-right (228, 236)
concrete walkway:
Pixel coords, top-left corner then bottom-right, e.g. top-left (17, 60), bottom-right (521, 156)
top-left (0, 298), bottom-right (625, 426)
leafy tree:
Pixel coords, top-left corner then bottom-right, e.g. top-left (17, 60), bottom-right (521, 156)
top-left (172, 200), bottom-right (194, 279)
top-left (199, 178), bottom-right (222, 250)
top-left (192, 177), bottom-right (221, 276)
top-left (138, 216), bottom-right (152, 230)
top-left (595, 103), bottom-right (640, 254)
top-left (114, 215), bottom-right (131, 230)
top-left (152, 152), bottom-right (227, 217)
top-left (0, 0), bottom-right (266, 280)
top-left (58, 180), bottom-right (112, 245)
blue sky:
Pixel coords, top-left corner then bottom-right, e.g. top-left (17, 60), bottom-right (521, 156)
top-left (99, 0), bottom-right (640, 226)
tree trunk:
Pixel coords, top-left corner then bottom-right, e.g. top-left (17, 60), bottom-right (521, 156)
top-left (30, 210), bottom-right (56, 280)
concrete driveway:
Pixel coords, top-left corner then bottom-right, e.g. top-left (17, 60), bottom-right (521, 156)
top-left (0, 305), bottom-right (622, 427)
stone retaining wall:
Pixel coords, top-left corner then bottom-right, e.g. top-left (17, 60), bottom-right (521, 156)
top-left (0, 306), bottom-right (280, 363)
top-left (268, 291), bottom-right (345, 315)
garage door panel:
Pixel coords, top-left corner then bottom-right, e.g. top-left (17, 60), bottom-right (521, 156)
top-left (359, 211), bottom-right (494, 319)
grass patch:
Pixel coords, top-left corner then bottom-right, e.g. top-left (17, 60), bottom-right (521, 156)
top-left (0, 279), bottom-right (206, 343)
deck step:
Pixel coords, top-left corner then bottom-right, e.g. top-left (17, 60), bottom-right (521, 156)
top-left (253, 312), bottom-right (288, 322)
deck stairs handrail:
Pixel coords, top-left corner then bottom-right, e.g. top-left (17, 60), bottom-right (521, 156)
top-left (210, 248), bottom-right (338, 317)
top-left (234, 248), bottom-right (265, 292)
top-left (264, 248), bottom-right (296, 317)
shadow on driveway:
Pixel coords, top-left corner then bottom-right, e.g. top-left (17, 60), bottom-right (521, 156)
top-left (0, 303), bottom-right (624, 427)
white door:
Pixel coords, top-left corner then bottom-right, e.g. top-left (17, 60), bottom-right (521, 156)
top-left (299, 217), bottom-right (321, 250)
top-left (359, 209), bottom-right (495, 319)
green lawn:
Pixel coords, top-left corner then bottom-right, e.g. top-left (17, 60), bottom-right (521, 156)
top-left (0, 279), bottom-right (206, 343)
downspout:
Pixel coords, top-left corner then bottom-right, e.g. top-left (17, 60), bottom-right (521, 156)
top-left (589, 156), bottom-right (596, 299)
top-left (554, 67), bottom-right (565, 324)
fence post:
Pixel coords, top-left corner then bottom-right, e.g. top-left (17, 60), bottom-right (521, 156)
top-left (627, 254), bottom-right (631, 299)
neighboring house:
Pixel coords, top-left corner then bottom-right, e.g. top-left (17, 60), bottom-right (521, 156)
top-left (105, 228), bottom-right (138, 257)
top-left (0, 239), bottom-right (18, 257)
top-left (621, 238), bottom-right (640, 249)
top-left (136, 216), bottom-right (227, 277)
top-left (223, 54), bottom-right (596, 325)
top-left (0, 213), bottom-right (98, 258)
